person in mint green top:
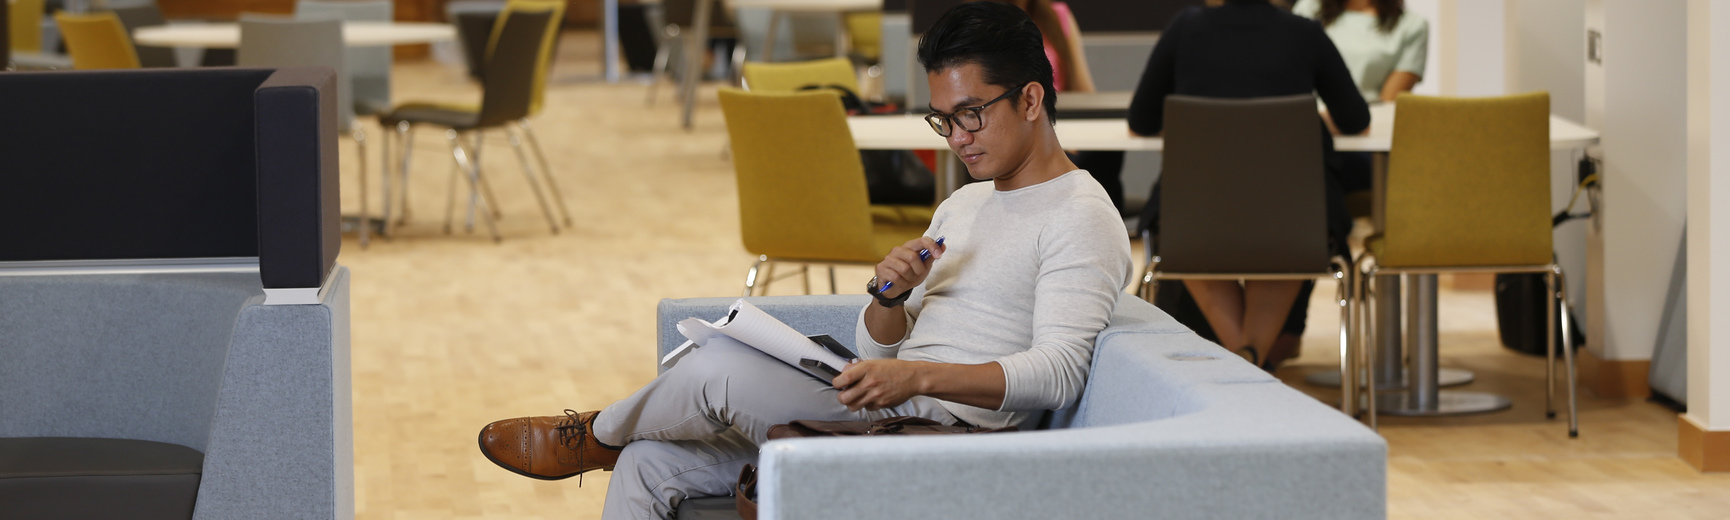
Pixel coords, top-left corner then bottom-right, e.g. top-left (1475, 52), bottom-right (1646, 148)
top-left (1292, 0), bottom-right (1428, 103)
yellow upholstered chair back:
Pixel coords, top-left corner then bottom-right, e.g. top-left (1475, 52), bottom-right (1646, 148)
top-left (718, 89), bottom-right (878, 262)
top-left (54, 11), bottom-right (139, 69)
top-left (10, 0), bottom-right (44, 53)
top-left (742, 57), bottom-right (858, 94)
top-left (1381, 92), bottom-right (1552, 267)
top-left (845, 11), bottom-right (881, 62)
top-left (488, 0), bottom-right (563, 115)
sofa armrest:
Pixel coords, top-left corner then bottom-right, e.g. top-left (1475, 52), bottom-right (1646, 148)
top-left (256, 66), bottom-right (341, 292)
top-left (656, 295), bottom-right (872, 372)
top-left (195, 266), bottom-right (353, 520)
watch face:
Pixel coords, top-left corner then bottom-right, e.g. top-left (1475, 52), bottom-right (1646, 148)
top-left (867, 276), bottom-right (880, 292)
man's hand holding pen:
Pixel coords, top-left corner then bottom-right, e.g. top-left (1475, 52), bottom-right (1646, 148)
top-left (872, 236), bottom-right (946, 299)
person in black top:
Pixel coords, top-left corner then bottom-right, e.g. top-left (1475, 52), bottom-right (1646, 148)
top-left (1130, 0), bottom-right (1370, 368)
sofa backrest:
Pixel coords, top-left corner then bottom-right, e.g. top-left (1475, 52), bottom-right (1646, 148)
top-left (0, 273), bottom-right (262, 452)
top-left (655, 293), bottom-right (1221, 429)
top-left (0, 67), bottom-right (341, 292)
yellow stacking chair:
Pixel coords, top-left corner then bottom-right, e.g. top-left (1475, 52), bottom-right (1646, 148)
top-left (10, 0), bottom-right (45, 54)
top-left (741, 57), bottom-right (934, 228)
top-left (55, 11), bottom-right (139, 70)
top-left (1351, 92), bottom-right (1578, 436)
top-left (844, 11), bottom-right (882, 63)
top-left (741, 56), bottom-right (858, 93)
top-left (718, 89), bottom-right (927, 296)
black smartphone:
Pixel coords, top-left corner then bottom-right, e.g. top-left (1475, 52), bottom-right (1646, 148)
top-left (806, 335), bottom-right (856, 360)
top-left (800, 358), bottom-right (842, 384)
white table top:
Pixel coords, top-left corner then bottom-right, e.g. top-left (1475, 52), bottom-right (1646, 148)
top-left (850, 104), bottom-right (1601, 152)
top-left (134, 22), bottom-right (456, 49)
top-left (726, 0), bottom-right (880, 12)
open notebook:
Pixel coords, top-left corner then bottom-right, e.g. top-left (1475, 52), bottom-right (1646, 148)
top-left (662, 300), bottom-right (857, 383)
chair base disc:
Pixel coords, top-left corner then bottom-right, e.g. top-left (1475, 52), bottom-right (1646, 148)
top-left (1303, 367), bottom-right (1475, 388)
top-left (1376, 390), bottom-right (1512, 417)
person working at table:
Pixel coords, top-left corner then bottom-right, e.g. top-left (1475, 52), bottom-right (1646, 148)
top-left (1293, 0), bottom-right (1428, 201)
top-left (1127, 0), bottom-right (1370, 369)
top-left (471, 3), bottom-right (1131, 518)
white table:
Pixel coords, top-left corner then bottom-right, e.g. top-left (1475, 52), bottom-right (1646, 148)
top-left (134, 21), bottom-right (456, 48)
top-left (852, 104), bottom-right (1601, 420)
top-left (849, 104), bottom-right (1600, 153)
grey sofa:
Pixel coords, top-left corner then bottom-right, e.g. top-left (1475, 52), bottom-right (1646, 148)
top-left (0, 270), bottom-right (352, 520)
top-left (658, 293), bottom-right (1386, 520)
top-left (0, 66), bottom-right (349, 519)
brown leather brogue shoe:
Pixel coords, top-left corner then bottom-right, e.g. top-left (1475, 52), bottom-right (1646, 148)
top-left (478, 409), bottom-right (620, 482)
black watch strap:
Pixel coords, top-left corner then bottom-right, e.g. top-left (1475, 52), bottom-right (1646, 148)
top-left (867, 276), bottom-right (911, 308)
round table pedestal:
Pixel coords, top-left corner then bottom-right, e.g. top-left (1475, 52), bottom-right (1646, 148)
top-left (1376, 390), bottom-right (1512, 417)
top-left (1304, 367), bottom-right (1475, 389)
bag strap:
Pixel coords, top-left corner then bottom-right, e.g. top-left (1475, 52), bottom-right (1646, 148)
top-left (735, 463), bottom-right (759, 520)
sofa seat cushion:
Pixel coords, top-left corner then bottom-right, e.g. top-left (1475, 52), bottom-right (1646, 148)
top-left (0, 437), bottom-right (202, 520)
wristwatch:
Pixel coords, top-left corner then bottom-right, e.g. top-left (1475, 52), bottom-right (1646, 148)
top-left (866, 276), bottom-right (911, 308)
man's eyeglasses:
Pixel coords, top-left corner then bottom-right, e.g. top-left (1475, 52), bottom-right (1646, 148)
top-left (924, 82), bottom-right (1029, 137)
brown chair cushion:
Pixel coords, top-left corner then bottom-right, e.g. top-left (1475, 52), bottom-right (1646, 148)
top-left (0, 437), bottom-right (202, 520)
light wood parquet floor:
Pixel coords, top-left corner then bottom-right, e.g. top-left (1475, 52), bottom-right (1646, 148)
top-left (334, 32), bottom-right (1730, 519)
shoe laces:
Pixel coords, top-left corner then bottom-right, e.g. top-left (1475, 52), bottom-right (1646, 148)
top-left (553, 409), bottom-right (591, 486)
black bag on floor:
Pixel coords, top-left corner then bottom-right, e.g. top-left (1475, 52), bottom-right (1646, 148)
top-left (1494, 273), bottom-right (1585, 356)
top-left (799, 85), bottom-right (935, 206)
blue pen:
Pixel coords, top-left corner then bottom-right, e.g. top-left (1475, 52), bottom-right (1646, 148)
top-left (880, 236), bottom-right (945, 294)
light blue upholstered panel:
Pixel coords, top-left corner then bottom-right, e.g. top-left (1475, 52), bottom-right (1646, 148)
top-left (0, 272), bottom-right (262, 452)
top-left (195, 267), bottom-right (351, 520)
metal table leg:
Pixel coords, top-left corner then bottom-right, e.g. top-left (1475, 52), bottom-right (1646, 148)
top-left (1378, 274), bottom-right (1512, 416)
top-left (679, 0), bottom-right (713, 129)
top-left (604, 0), bottom-right (620, 83)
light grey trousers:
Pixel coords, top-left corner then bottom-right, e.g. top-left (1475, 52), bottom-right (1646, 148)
top-left (593, 337), bottom-right (957, 520)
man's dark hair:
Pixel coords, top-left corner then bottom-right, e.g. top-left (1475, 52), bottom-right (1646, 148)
top-left (917, 1), bottom-right (1057, 122)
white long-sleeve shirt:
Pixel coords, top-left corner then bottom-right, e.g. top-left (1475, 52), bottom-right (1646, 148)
top-left (854, 170), bottom-right (1132, 429)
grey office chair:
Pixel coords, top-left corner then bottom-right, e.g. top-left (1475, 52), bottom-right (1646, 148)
top-left (238, 16), bottom-right (374, 247)
top-left (377, 4), bottom-right (563, 241)
top-left (296, 0), bottom-right (391, 116)
top-left (108, 3), bottom-right (175, 68)
top-left (1136, 94), bottom-right (1358, 419)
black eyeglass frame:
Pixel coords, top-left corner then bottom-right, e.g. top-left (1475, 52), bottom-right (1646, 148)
top-left (924, 82), bottom-right (1031, 137)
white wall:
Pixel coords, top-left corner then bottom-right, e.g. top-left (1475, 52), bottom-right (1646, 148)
top-left (1583, 0), bottom-right (1690, 362)
top-left (1507, 0), bottom-right (1590, 320)
top-left (1407, 0), bottom-right (1444, 95)
top-left (1685, 0), bottom-right (1730, 431)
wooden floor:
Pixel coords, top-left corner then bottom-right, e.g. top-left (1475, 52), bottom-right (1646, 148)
top-left (337, 33), bottom-right (1730, 519)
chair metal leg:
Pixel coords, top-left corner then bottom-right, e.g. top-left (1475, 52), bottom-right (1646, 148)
top-left (762, 262), bottom-right (778, 296)
top-left (447, 130), bottom-right (502, 242)
top-left (397, 121), bottom-right (416, 226)
top-left (1334, 258), bottom-right (1353, 417)
top-left (380, 122), bottom-right (394, 238)
top-left (1555, 266), bottom-right (1579, 438)
top-left (354, 126), bottom-right (370, 249)
top-left (1545, 270), bottom-right (1558, 420)
top-left (1356, 257), bottom-right (1378, 431)
top-left (647, 28), bottom-right (678, 106)
top-left (506, 127), bottom-right (561, 234)
top-left (443, 136), bottom-right (462, 235)
top-left (472, 132), bottom-right (502, 221)
top-left (516, 119), bottom-right (574, 226)
top-left (829, 266), bottom-right (837, 295)
top-left (800, 264), bottom-right (811, 295)
top-left (744, 255), bottom-right (768, 297)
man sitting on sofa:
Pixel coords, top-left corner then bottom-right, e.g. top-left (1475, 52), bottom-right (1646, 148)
top-left (475, 3), bottom-right (1132, 518)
